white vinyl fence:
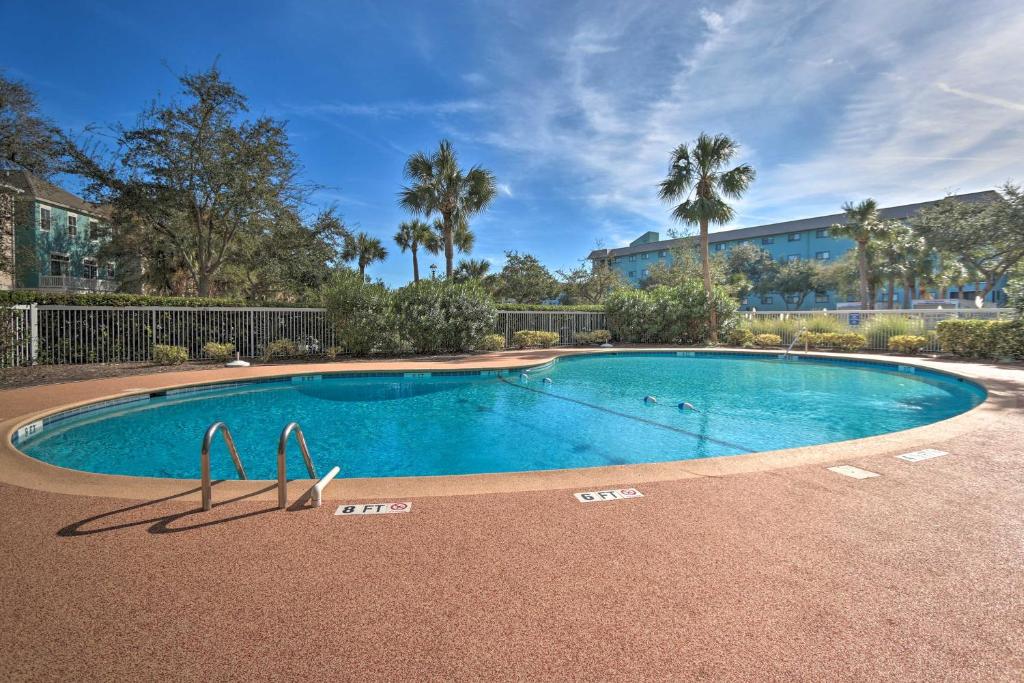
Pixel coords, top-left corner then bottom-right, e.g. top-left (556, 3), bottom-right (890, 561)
top-left (1, 306), bottom-right (609, 366)
top-left (744, 308), bottom-right (1015, 352)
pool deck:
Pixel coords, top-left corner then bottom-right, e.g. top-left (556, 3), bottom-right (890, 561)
top-left (0, 348), bottom-right (1022, 680)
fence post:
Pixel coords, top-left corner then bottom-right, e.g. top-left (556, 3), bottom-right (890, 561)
top-left (29, 303), bottom-right (38, 365)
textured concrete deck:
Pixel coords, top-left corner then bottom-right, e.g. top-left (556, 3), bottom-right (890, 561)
top-left (0, 350), bottom-right (1022, 680)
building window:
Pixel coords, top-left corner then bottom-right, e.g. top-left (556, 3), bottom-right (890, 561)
top-left (786, 294), bottom-right (799, 304)
top-left (68, 214), bottom-right (77, 237)
top-left (816, 228), bottom-right (829, 238)
top-left (90, 220), bottom-right (102, 241)
top-left (629, 254), bottom-right (636, 262)
top-left (659, 250), bottom-right (668, 257)
top-left (741, 296), bottom-right (750, 305)
top-left (761, 295), bottom-right (774, 304)
top-left (106, 262), bottom-right (116, 278)
top-left (815, 251), bottom-right (830, 260)
top-left (641, 269), bottom-right (649, 278)
top-left (815, 291), bottom-right (829, 303)
top-left (83, 258), bottom-right (98, 279)
top-left (641, 252), bottom-right (649, 260)
top-left (788, 254), bottom-right (800, 262)
top-left (788, 232), bottom-right (801, 242)
top-left (713, 243), bottom-right (725, 252)
top-left (40, 207), bottom-right (51, 232)
top-left (50, 253), bottom-right (70, 276)
top-left (761, 237), bottom-right (774, 245)
top-left (628, 271), bottom-right (636, 278)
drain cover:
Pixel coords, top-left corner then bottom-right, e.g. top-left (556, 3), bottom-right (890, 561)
top-left (897, 449), bottom-right (948, 462)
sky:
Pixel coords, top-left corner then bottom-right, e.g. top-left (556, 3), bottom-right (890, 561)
top-left (2, 0), bottom-right (1023, 285)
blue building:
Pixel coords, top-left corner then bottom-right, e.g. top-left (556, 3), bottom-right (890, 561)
top-left (587, 192), bottom-right (1002, 310)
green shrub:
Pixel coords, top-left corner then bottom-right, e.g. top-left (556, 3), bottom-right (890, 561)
top-left (753, 333), bottom-right (781, 348)
top-left (802, 315), bottom-right (844, 333)
top-left (324, 346), bottom-right (344, 360)
top-left (477, 334), bottom-right (507, 351)
top-left (802, 332), bottom-right (867, 352)
top-left (202, 341), bottom-right (236, 362)
top-left (263, 338), bottom-right (298, 361)
top-left (605, 280), bottom-right (736, 344)
top-left (575, 329), bottom-right (612, 345)
top-left (153, 344), bottom-right (188, 365)
top-left (322, 270), bottom-right (401, 356)
top-left (393, 280), bottom-right (497, 354)
top-left (512, 330), bottom-right (561, 348)
top-left (888, 335), bottom-right (928, 354)
top-left (723, 326), bottom-right (754, 347)
top-left (937, 319), bottom-right (1024, 359)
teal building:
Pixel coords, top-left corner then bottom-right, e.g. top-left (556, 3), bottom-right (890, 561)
top-left (0, 171), bottom-right (116, 292)
top-left (587, 192), bottom-right (1002, 310)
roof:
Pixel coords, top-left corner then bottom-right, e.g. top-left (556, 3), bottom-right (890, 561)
top-left (587, 190), bottom-right (1000, 260)
top-left (0, 170), bottom-right (109, 218)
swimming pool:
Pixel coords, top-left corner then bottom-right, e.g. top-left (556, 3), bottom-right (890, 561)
top-left (14, 353), bottom-right (985, 480)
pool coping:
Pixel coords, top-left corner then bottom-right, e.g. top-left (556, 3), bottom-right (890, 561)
top-left (0, 347), bottom-right (1017, 504)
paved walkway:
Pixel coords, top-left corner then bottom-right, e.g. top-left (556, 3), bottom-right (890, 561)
top-left (1, 352), bottom-right (1022, 680)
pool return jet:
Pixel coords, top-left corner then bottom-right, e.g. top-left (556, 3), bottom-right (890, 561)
top-left (199, 421), bottom-right (340, 511)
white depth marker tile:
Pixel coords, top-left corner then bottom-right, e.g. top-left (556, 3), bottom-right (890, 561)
top-left (574, 488), bottom-right (644, 502)
top-left (897, 449), bottom-right (948, 463)
top-left (827, 465), bottom-right (880, 479)
top-left (335, 502), bottom-right (412, 515)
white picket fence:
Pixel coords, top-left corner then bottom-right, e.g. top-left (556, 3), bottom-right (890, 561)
top-left (1, 306), bottom-right (609, 366)
top-left (1, 304), bottom-right (1015, 366)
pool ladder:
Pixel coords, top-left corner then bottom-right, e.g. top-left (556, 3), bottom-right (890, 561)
top-left (200, 421), bottom-right (340, 511)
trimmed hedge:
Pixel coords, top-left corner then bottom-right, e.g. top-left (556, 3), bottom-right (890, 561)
top-left (802, 332), bottom-right (867, 352)
top-left (512, 330), bottom-right (560, 348)
top-left (937, 319), bottom-right (1024, 359)
top-left (888, 335), bottom-right (928, 354)
top-left (605, 281), bottom-right (736, 344)
top-left (575, 329), bottom-right (611, 344)
top-left (394, 280), bottom-right (497, 354)
top-left (723, 326), bottom-right (754, 348)
top-left (753, 333), bottom-right (781, 348)
top-left (477, 334), bottom-right (506, 351)
top-left (202, 341), bottom-right (236, 362)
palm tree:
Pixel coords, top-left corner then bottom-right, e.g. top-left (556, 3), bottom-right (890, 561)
top-left (454, 258), bottom-right (491, 281)
top-left (830, 199), bottom-right (890, 310)
top-left (344, 232), bottom-right (388, 279)
top-left (658, 133), bottom-right (755, 343)
top-left (399, 139), bottom-right (497, 278)
top-left (393, 219), bottom-right (439, 283)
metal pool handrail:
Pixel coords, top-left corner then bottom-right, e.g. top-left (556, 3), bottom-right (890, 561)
top-left (277, 422), bottom-right (318, 510)
top-left (200, 422), bottom-right (248, 511)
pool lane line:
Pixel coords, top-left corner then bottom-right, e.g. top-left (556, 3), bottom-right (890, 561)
top-left (498, 377), bottom-right (755, 454)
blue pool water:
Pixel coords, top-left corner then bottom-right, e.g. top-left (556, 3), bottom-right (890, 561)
top-left (17, 353), bottom-right (984, 479)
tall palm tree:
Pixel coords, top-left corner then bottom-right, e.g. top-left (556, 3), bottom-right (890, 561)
top-left (393, 219), bottom-right (439, 283)
top-left (830, 199), bottom-right (888, 309)
top-left (658, 133), bottom-right (755, 343)
top-left (399, 139), bottom-right (497, 278)
top-left (454, 258), bottom-right (491, 281)
top-left (344, 232), bottom-right (388, 279)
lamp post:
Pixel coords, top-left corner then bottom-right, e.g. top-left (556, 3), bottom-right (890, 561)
top-left (430, 263), bottom-right (438, 280)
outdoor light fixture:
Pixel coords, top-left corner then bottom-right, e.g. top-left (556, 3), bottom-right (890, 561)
top-left (430, 263), bottom-right (438, 279)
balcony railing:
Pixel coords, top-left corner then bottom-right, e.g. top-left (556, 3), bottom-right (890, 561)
top-left (38, 275), bottom-right (118, 292)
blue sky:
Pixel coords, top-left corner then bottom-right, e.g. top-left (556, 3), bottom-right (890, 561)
top-left (3, 0), bottom-right (1022, 284)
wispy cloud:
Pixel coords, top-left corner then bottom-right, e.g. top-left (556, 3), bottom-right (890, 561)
top-left (290, 99), bottom-right (489, 118)
top-left (936, 82), bottom-right (1024, 113)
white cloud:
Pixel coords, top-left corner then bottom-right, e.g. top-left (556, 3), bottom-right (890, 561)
top-left (463, 0), bottom-right (1024, 239)
top-left (497, 183), bottom-right (514, 197)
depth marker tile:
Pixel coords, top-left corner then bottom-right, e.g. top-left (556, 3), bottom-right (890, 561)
top-left (827, 465), bottom-right (880, 479)
top-left (897, 449), bottom-right (948, 462)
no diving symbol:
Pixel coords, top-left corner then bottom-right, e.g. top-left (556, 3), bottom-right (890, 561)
top-left (389, 503), bottom-right (408, 511)
top-left (620, 489), bottom-right (639, 497)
